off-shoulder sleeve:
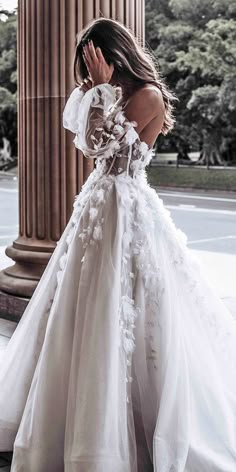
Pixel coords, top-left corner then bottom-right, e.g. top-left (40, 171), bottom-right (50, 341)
top-left (63, 87), bottom-right (85, 134)
top-left (62, 83), bottom-right (139, 160)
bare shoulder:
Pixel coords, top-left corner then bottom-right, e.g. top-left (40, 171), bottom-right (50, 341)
top-left (130, 85), bottom-right (165, 114)
top-left (124, 84), bottom-right (165, 133)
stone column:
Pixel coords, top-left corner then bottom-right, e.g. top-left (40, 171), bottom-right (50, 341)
top-left (0, 0), bottom-right (145, 304)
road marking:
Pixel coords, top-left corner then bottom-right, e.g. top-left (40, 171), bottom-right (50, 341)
top-left (0, 234), bottom-right (17, 239)
top-left (189, 235), bottom-right (236, 245)
top-left (158, 192), bottom-right (236, 203)
top-left (179, 204), bottom-right (196, 209)
top-left (0, 188), bottom-right (17, 193)
top-left (166, 205), bottom-right (236, 215)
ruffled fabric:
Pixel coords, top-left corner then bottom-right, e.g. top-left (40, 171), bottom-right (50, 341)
top-left (63, 87), bottom-right (85, 134)
top-left (63, 83), bottom-right (155, 177)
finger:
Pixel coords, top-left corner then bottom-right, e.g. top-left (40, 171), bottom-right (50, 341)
top-left (88, 40), bottom-right (98, 63)
top-left (110, 63), bottom-right (115, 74)
top-left (82, 51), bottom-right (88, 69)
top-left (82, 51), bottom-right (91, 72)
top-left (83, 46), bottom-right (92, 67)
top-left (83, 43), bottom-right (95, 65)
top-left (96, 47), bottom-right (105, 63)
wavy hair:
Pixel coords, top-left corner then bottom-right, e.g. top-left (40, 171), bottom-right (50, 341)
top-left (73, 17), bottom-right (177, 135)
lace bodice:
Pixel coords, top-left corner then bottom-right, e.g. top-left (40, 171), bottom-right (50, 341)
top-left (62, 83), bottom-right (155, 178)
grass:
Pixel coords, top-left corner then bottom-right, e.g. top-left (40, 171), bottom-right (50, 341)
top-left (147, 166), bottom-right (236, 192)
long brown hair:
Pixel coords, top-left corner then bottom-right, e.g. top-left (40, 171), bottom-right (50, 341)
top-left (73, 17), bottom-right (177, 135)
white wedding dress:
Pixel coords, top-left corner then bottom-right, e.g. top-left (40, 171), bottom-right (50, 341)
top-left (0, 83), bottom-right (236, 472)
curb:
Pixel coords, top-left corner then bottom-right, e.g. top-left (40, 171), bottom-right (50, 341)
top-left (152, 185), bottom-right (236, 196)
top-left (0, 169), bottom-right (18, 177)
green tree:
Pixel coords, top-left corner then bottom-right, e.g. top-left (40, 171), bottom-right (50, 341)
top-left (145, 0), bottom-right (236, 165)
top-left (0, 7), bottom-right (17, 160)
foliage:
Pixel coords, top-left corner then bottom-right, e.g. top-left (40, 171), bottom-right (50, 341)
top-left (145, 0), bottom-right (236, 165)
top-left (0, 8), bottom-right (17, 159)
top-left (147, 165), bottom-right (236, 191)
top-left (0, 3), bottom-right (235, 165)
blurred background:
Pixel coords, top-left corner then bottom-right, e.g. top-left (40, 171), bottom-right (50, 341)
top-left (0, 0), bottom-right (235, 310)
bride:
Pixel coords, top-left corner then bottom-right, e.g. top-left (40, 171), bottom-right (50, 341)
top-left (0, 17), bottom-right (236, 472)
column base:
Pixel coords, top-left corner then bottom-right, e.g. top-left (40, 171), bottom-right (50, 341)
top-left (0, 240), bottom-right (54, 298)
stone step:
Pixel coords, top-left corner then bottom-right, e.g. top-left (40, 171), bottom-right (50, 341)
top-left (0, 291), bottom-right (29, 324)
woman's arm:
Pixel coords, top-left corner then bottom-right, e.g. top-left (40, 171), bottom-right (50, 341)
top-left (63, 40), bottom-right (128, 158)
top-left (63, 82), bottom-right (139, 159)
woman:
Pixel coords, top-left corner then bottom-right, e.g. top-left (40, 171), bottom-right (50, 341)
top-left (0, 17), bottom-right (236, 472)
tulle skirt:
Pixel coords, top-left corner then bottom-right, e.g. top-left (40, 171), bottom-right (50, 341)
top-left (0, 167), bottom-right (236, 472)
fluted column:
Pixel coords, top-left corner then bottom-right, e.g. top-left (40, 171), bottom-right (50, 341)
top-left (0, 0), bottom-right (145, 300)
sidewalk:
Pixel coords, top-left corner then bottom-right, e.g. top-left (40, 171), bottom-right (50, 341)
top-left (0, 246), bottom-right (14, 271)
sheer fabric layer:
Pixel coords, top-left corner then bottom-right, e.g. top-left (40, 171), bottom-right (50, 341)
top-left (62, 83), bottom-right (155, 178)
top-left (0, 169), bottom-right (235, 471)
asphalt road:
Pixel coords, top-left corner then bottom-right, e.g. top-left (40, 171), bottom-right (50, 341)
top-left (0, 174), bottom-right (18, 247)
top-left (156, 188), bottom-right (236, 255)
top-left (0, 174), bottom-right (236, 255)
